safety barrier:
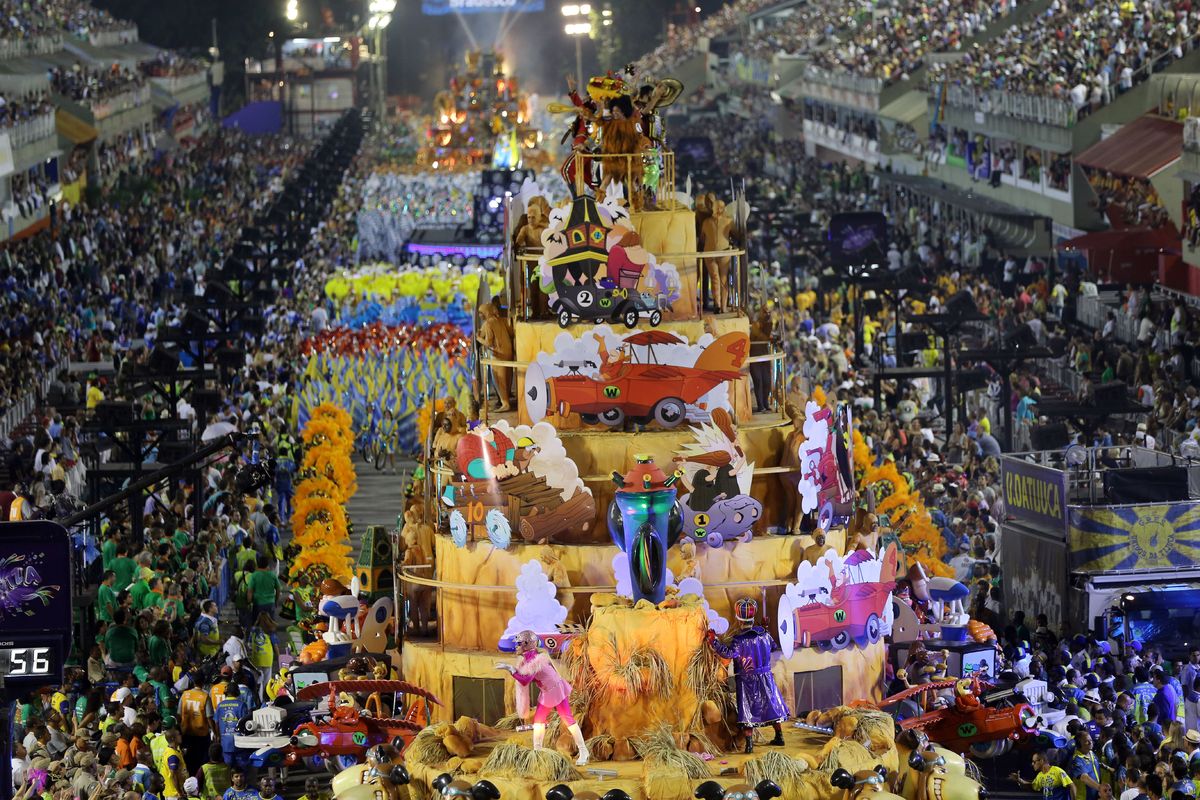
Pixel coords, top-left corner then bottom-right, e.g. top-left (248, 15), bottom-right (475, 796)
top-left (0, 356), bottom-right (67, 442)
top-left (0, 34), bottom-right (63, 61)
top-left (7, 112), bottom-right (56, 148)
top-left (87, 26), bottom-right (139, 48)
top-left (939, 83), bottom-right (1078, 127)
top-left (89, 85), bottom-right (151, 121)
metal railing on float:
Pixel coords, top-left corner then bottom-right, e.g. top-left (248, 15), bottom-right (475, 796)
top-left (564, 149), bottom-right (678, 211)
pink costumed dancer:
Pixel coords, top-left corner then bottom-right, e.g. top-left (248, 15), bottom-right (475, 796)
top-left (495, 630), bottom-right (590, 765)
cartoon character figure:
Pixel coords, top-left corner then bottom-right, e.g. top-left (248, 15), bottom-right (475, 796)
top-left (593, 332), bottom-right (630, 381)
top-left (952, 678), bottom-right (980, 714)
top-left (831, 766), bottom-right (897, 800)
top-left (694, 780), bottom-right (783, 800)
top-left (607, 455), bottom-right (683, 604)
top-left (495, 630), bottom-right (590, 765)
top-left (706, 598), bottom-right (791, 753)
top-left (432, 774), bottom-right (500, 800)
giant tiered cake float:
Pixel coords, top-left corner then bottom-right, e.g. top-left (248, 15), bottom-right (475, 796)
top-left (328, 69), bottom-right (1031, 800)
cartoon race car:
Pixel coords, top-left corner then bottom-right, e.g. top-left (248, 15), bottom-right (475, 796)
top-left (679, 492), bottom-right (761, 547)
top-left (879, 678), bottom-right (1039, 757)
top-left (281, 680), bottom-right (442, 773)
top-left (525, 330), bottom-right (749, 429)
top-left (776, 545), bottom-right (898, 655)
top-left (551, 282), bottom-right (664, 329)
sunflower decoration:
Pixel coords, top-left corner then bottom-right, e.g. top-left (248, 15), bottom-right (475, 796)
top-left (291, 494), bottom-right (348, 543)
top-left (295, 475), bottom-right (347, 505)
top-left (303, 445), bottom-right (358, 500)
top-left (310, 402), bottom-right (353, 432)
top-left (289, 402), bottom-right (357, 584)
top-left (851, 430), bottom-right (952, 578)
top-left (302, 416), bottom-right (354, 455)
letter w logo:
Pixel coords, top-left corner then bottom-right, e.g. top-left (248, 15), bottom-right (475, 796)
top-left (603, 385), bottom-right (620, 398)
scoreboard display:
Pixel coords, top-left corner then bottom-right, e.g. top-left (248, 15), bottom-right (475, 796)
top-left (0, 635), bottom-right (65, 683)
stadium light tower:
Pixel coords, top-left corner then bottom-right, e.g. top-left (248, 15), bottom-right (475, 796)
top-left (368, 0), bottom-right (396, 121)
top-left (562, 3), bottom-right (592, 89)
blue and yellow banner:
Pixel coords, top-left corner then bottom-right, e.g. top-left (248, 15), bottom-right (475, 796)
top-left (1001, 458), bottom-right (1068, 532)
top-left (1068, 502), bottom-right (1200, 572)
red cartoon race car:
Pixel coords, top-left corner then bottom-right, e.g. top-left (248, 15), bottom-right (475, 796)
top-left (283, 680), bottom-right (442, 772)
top-left (525, 330), bottom-right (749, 429)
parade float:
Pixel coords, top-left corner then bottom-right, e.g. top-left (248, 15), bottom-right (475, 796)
top-left (324, 68), bottom-right (1001, 800)
top-left (421, 50), bottom-right (548, 172)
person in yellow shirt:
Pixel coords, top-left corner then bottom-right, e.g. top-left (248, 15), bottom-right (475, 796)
top-left (297, 776), bottom-right (331, 800)
top-left (86, 378), bottom-right (105, 409)
top-left (159, 729), bottom-right (187, 800)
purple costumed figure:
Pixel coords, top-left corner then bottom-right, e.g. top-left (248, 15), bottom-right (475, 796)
top-left (706, 597), bottom-right (790, 752)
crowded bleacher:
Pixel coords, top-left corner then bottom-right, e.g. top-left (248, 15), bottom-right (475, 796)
top-left (7, 0), bottom-right (1200, 798)
top-left (930, 0), bottom-right (1200, 122)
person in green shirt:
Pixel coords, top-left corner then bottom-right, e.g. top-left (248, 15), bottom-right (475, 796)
top-left (97, 570), bottom-right (118, 623)
top-left (172, 527), bottom-right (190, 553)
top-left (247, 555), bottom-right (281, 619)
top-left (129, 575), bottom-right (150, 610)
top-left (140, 576), bottom-right (165, 612)
top-left (147, 620), bottom-right (172, 665)
top-left (103, 609), bottom-right (140, 667)
top-left (163, 582), bottom-right (187, 630)
top-left (111, 543), bottom-right (138, 592)
top-left (101, 529), bottom-right (120, 571)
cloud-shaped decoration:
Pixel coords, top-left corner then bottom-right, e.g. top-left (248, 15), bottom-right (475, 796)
top-left (676, 576), bottom-right (729, 635)
top-left (486, 508), bottom-right (511, 549)
top-left (502, 560), bottom-right (569, 640)
top-left (449, 509), bottom-right (469, 548)
top-left (490, 419), bottom-right (590, 501)
top-left (802, 400), bottom-right (830, 443)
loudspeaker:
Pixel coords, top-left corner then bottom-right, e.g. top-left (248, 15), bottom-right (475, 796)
top-left (147, 346), bottom-right (180, 375)
top-left (1006, 323), bottom-right (1039, 352)
top-left (1032, 423), bottom-right (1070, 450)
top-left (190, 388), bottom-right (221, 410)
top-left (945, 290), bottom-right (980, 318)
top-left (95, 401), bottom-right (135, 428)
top-left (956, 371), bottom-right (989, 392)
top-left (181, 309), bottom-right (211, 337)
top-left (899, 332), bottom-right (930, 352)
top-left (356, 525), bottom-right (395, 602)
top-left (1092, 381), bottom-right (1130, 408)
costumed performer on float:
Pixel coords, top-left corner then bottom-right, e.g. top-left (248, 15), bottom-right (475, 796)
top-left (496, 629), bottom-right (590, 765)
top-left (706, 598), bottom-right (790, 753)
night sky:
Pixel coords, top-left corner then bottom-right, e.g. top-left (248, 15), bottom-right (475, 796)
top-left (96, 0), bottom-right (711, 104)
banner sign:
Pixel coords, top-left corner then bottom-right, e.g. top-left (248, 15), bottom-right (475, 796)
top-left (1001, 457), bottom-right (1068, 532)
top-left (1002, 524), bottom-right (1067, 625)
top-left (1067, 502), bottom-right (1200, 573)
top-left (0, 520), bottom-right (72, 632)
top-left (422, 0), bottom-right (544, 13)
